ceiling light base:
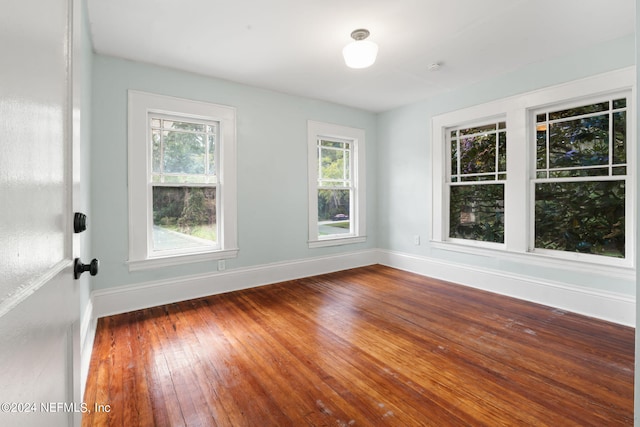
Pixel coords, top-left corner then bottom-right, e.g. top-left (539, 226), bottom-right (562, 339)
top-left (350, 29), bottom-right (370, 41)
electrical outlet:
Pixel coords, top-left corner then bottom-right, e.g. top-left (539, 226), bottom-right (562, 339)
top-left (414, 235), bottom-right (421, 245)
top-left (218, 259), bottom-right (226, 271)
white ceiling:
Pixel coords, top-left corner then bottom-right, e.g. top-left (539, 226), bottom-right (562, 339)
top-left (87, 0), bottom-right (635, 113)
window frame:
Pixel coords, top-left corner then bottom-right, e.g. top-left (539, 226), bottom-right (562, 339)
top-left (307, 120), bottom-right (366, 248)
top-left (431, 67), bottom-right (635, 270)
top-left (447, 118), bottom-right (508, 247)
top-left (529, 92), bottom-right (630, 262)
top-left (128, 91), bottom-right (238, 270)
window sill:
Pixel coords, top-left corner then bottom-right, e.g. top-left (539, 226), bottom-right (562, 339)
top-left (127, 248), bottom-right (239, 271)
top-left (430, 240), bottom-right (634, 280)
top-left (308, 236), bottom-right (366, 248)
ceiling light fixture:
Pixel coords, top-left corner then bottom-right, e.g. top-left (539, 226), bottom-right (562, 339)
top-left (342, 29), bottom-right (378, 69)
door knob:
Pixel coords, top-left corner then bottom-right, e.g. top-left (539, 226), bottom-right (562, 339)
top-left (74, 258), bottom-right (99, 279)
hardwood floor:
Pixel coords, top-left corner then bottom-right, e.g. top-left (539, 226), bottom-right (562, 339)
top-left (82, 265), bottom-right (634, 426)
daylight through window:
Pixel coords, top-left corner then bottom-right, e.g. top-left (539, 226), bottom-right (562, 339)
top-left (150, 116), bottom-right (219, 253)
top-left (317, 138), bottom-right (353, 238)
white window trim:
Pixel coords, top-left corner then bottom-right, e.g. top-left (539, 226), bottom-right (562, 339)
top-left (431, 67), bottom-right (635, 272)
top-left (128, 91), bottom-right (238, 271)
top-left (308, 120), bottom-right (366, 248)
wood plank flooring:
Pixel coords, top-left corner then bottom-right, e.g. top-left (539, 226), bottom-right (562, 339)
top-left (82, 265), bottom-right (634, 426)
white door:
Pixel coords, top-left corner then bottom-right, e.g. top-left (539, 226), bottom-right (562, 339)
top-left (0, 0), bottom-right (87, 426)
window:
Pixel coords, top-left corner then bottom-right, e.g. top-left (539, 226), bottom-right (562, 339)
top-left (308, 121), bottom-right (366, 247)
top-left (128, 91), bottom-right (237, 270)
top-left (532, 96), bottom-right (627, 258)
top-left (432, 68), bottom-right (634, 268)
top-left (151, 116), bottom-right (218, 253)
top-left (448, 121), bottom-right (507, 244)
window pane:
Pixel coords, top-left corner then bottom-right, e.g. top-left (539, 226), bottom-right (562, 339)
top-left (548, 168), bottom-right (609, 178)
top-left (451, 140), bottom-right (458, 176)
top-left (318, 180), bottom-right (350, 188)
top-left (320, 146), bottom-right (349, 181)
top-left (613, 166), bottom-right (627, 176)
top-left (152, 130), bottom-right (162, 173)
top-left (548, 114), bottom-right (609, 168)
top-left (460, 123), bottom-right (496, 136)
top-left (449, 184), bottom-right (504, 243)
top-left (163, 131), bottom-right (206, 174)
top-left (208, 134), bottom-right (216, 175)
top-left (613, 111), bottom-right (626, 165)
top-left (152, 186), bottom-right (217, 251)
top-left (461, 175), bottom-right (499, 182)
top-left (535, 180), bottom-right (624, 258)
top-left (318, 189), bottom-right (350, 236)
top-left (549, 101), bottom-right (609, 120)
top-left (613, 98), bottom-right (627, 109)
top-left (320, 140), bottom-right (345, 149)
top-left (163, 120), bottom-right (205, 133)
top-left (459, 134), bottom-right (497, 174)
top-left (536, 128), bottom-right (547, 170)
top-left (498, 131), bottom-right (507, 172)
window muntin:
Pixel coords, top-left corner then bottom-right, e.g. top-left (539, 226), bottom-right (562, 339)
top-left (533, 96), bottom-right (628, 258)
top-left (317, 138), bottom-right (353, 238)
top-left (448, 121), bottom-right (506, 243)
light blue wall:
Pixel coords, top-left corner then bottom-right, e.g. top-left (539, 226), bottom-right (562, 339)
top-left (90, 55), bottom-right (377, 290)
top-left (377, 34), bottom-right (636, 296)
top-left (90, 34), bottom-right (635, 296)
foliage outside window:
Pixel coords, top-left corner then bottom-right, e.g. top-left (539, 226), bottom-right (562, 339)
top-left (432, 69), bottom-right (633, 269)
top-left (448, 121), bottom-right (506, 243)
top-left (150, 116), bottom-right (219, 254)
top-left (307, 121), bottom-right (366, 248)
top-left (533, 97), bottom-right (627, 258)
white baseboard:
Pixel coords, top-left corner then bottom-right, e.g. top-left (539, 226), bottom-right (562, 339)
top-left (378, 250), bottom-right (635, 327)
top-left (92, 249), bottom-right (378, 319)
top-left (90, 248), bottom-right (634, 327)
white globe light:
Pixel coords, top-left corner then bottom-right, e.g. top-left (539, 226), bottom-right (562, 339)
top-left (343, 40), bottom-right (378, 69)
top-left (342, 29), bottom-right (378, 69)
